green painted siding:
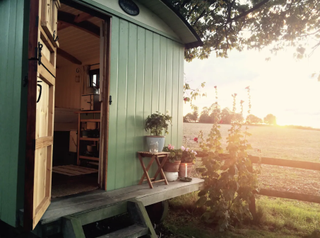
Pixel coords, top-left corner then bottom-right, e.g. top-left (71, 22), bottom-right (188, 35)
top-left (0, 0), bottom-right (29, 227)
top-left (107, 17), bottom-right (184, 190)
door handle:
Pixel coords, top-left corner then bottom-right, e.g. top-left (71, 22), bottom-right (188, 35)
top-left (37, 81), bottom-right (42, 103)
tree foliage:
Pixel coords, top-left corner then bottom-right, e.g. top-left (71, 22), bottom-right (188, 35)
top-left (199, 104), bottom-right (221, 123)
top-left (184, 107), bottom-right (199, 122)
top-left (168, 0), bottom-right (320, 61)
top-left (199, 106), bottom-right (244, 124)
top-left (246, 114), bottom-right (263, 124)
top-left (264, 113), bottom-right (277, 125)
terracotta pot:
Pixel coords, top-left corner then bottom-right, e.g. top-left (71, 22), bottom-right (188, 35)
top-left (179, 163), bottom-right (194, 177)
top-left (163, 160), bottom-right (181, 172)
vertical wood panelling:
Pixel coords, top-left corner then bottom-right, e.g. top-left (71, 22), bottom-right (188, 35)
top-left (158, 38), bottom-right (167, 114)
top-left (151, 34), bottom-right (160, 112)
top-left (165, 42), bottom-right (173, 144)
top-left (116, 19), bottom-right (129, 189)
top-left (134, 27), bottom-right (146, 179)
top-left (55, 64), bottom-right (81, 109)
top-left (125, 23), bottom-right (138, 186)
top-left (0, 0), bottom-right (28, 226)
top-left (177, 48), bottom-right (184, 147)
top-left (107, 16), bottom-right (120, 189)
top-left (107, 16), bottom-right (184, 190)
top-left (144, 31), bottom-right (153, 118)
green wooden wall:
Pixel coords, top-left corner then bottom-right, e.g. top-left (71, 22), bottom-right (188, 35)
top-left (0, 0), bottom-right (29, 227)
top-left (107, 17), bottom-right (184, 190)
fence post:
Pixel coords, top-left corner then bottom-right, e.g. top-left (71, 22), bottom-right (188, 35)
top-left (248, 162), bottom-right (257, 219)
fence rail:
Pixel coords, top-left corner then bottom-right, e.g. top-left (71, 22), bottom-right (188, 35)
top-left (248, 155), bottom-right (320, 171)
top-left (196, 152), bottom-right (320, 216)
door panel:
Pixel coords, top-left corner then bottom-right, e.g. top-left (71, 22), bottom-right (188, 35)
top-left (25, 0), bottom-right (59, 230)
top-left (40, 0), bottom-right (60, 47)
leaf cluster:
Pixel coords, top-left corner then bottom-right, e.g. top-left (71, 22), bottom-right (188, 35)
top-left (145, 111), bottom-right (172, 136)
top-left (163, 146), bottom-right (183, 162)
top-left (169, 0), bottom-right (320, 61)
top-left (183, 82), bottom-right (206, 110)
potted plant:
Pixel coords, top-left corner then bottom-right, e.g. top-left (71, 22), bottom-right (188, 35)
top-left (179, 146), bottom-right (197, 177)
top-left (145, 111), bottom-right (172, 152)
top-left (162, 144), bottom-right (181, 181)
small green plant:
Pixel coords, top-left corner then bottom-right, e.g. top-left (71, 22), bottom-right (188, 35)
top-left (145, 111), bottom-right (172, 136)
top-left (197, 86), bottom-right (259, 231)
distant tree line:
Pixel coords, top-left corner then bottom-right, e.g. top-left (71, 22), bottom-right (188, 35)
top-left (184, 106), bottom-right (277, 125)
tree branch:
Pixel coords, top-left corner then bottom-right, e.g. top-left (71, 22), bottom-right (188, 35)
top-left (187, 3), bottom-right (199, 19)
top-left (227, 0), bottom-right (270, 23)
top-left (192, 9), bottom-right (206, 26)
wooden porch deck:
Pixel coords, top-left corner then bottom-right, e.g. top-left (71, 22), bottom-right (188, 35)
top-left (41, 178), bottom-right (204, 225)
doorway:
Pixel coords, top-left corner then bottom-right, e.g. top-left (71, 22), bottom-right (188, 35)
top-left (51, 2), bottom-right (109, 198)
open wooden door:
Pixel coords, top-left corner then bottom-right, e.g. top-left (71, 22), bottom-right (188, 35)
top-left (24, 0), bottom-right (60, 230)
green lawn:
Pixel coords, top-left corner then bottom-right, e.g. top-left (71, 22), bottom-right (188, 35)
top-left (163, 193), bottom-right (320, 238)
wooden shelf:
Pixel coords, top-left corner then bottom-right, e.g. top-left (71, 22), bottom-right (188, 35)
top-left (80, 119), bottom-right (100, 122)
top-left (79, 155), bottom-right (99, 161)
top-left (80, 137), bottom-right (99, 141)
top-left (77, 111), bottom-right (101, 165)
top-left (75, 110), bottom-right (101, 114)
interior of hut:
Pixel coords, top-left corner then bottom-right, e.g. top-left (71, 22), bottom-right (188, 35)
top-left (51, 3), bottom-right (104, 198)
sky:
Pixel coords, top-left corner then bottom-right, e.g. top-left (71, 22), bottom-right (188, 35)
top-left (183, 46), bottom-right (320, 129)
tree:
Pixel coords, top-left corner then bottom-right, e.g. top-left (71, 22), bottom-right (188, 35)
top-left (246, 114), bottom-right (263, 124)
top-left (199, 105), bottom-right (220, 123)
top-left (168, 0), bottom-right (320, 61)
top-left (199, 113), bottom-right (213, 123)
top-left (192, 107), bottom-right (199, 121)
top-left (183, 113), bottom-right (194, 122)
top-left (264, 114), bottom-right (277, 125)
top-left (183, 107), bottom-right (199, 122)
top-left (233, 113), bottom-right (244, 123)
top-left (221, 107), bottom-right (232, 124)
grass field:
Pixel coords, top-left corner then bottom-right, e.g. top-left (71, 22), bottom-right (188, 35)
top-left (183, 123), bottom-right (320, 161)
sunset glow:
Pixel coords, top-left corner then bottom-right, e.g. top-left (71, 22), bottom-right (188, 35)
top-left (184, 47), bottom-right (320, 129)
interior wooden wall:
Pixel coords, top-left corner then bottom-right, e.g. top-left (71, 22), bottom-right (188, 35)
top-left (55, 60), bottom-right (82, 109)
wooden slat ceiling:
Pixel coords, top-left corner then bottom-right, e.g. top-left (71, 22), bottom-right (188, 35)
top-left (57, 4), bottom-right (102, 67)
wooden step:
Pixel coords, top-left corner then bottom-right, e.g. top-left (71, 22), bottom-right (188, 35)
top-left (61, 199), bottom-right (157, 238)
top-left (96, 224), bottom-right (149, 238)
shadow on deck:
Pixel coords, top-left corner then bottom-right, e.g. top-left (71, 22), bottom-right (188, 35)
top-left (39, 178), bottom-right (204, 236)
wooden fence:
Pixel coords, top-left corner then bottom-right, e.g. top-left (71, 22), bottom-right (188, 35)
top-left (196, 153), bottom-right (320, 216)
top-left (248, 155), bottom-right (320, 204)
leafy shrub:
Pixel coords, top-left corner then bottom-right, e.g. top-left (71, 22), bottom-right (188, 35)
top-left (196, 87), bottom-right (260, 231)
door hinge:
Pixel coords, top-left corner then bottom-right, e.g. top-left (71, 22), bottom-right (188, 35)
top-left (37, 42), bottom-right (43, 65)
top-left (53, 30), bottom-right (59, 42)
top-left (23, 75), bottom-right (28, 87)
top-left (109, 95), bottom-right (112, 105)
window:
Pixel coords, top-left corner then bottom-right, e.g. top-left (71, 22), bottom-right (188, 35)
top-left (89, 69), bottom-right (100, 89)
